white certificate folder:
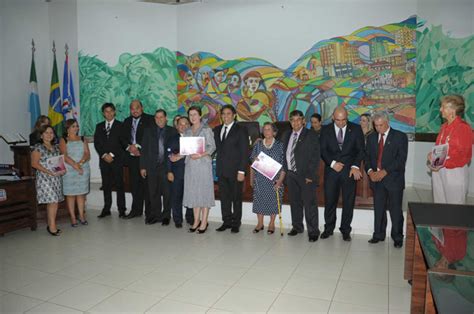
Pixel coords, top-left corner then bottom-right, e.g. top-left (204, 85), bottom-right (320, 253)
top-left (251, 151), bottom-right (282, 181)
top-left (179, 137), bottom-right (205, 155)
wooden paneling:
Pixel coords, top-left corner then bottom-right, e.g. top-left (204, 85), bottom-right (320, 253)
top-left (0, 179), bottom-right (37, 235)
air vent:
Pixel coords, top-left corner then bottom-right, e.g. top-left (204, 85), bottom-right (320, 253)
top-left (141, 0), bottom-right (201, 4)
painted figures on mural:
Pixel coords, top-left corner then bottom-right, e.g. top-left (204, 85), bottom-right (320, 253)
top-left (79, 17), bottom-right (419, 136)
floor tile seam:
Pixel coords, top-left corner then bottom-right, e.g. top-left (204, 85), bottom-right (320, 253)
top-left (10, 273), bottom-right (86, 303)
top-left (83, 287), bottom-right (133, 312)
top-left (207, 239), bottom-right (277, 311)
top-left (328, 299), bottom-right (390, 312)
top-left (327, 237), bottom-right (352, 312)
top-left (265, 240), bottom-right (314, 313)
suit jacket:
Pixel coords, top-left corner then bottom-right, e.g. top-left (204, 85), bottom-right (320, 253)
top-left (166, 133), bottom-right (185, 180)
top-left (121, 113), bottom-right (154, 152)
top-left (282, 128), bottom-right (320, 182)
top-left (213, 122), bottom-right (249, 178)
top-left (140, 124), bottom-right (177, 174)
top-left (365, 128), bottom-right (408, 190)
top-left (94, 120), bottom-right (125, 164)
top-left (320, 122), bottom-right (365, 172)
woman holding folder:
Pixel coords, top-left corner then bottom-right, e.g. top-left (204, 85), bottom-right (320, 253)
top-left (31, 125), bottom-right (65, 236)
top-left (427, 95), bottom-right (472, 204)
top-left (250, 122), bottom-right (285, 234)
top-left (180, 106), bottom-right (216, 233)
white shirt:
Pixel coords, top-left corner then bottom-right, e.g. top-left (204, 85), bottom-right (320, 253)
top-left (102, 119), bottom-right (116, 158)
top-left (330, 124), bottom-right (359, 169)
top-left (368, 127), bottom-right (391, 172)
top-left (378, 127), bottom-right (391, 146)
top-left (333, 124), bottom-right (347, 141)
top-left (105, 119), bottom-right (115, 130)
top-left (220, 121), bottom-right (235, 141)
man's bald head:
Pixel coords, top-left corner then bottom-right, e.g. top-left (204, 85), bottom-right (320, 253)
top-left (333, 107), bottom-right (348, 129)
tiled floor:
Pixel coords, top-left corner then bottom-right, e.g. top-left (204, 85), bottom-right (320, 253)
top-left (0, 210), bottom-right (411, 314)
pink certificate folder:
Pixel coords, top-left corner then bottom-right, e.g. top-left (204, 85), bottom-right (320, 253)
top-left (251, 151), bottom-right (282, 181)
top-left (180, 137), bottom-right (205, 155)
top-left (46, 155), bottom-right (66, 174)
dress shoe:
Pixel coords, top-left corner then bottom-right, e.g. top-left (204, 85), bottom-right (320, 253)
top-left (368, 237), bottom-right (385, 244)
top-left (320, 230), bottom-right (333, 239)
top-left (231, 226), bottom-right (240, 233)
top-left (197, 223), bottom-right (209, 234)
top-left (287, 229), bottom-right (299, 236)
top-left (118, 212), bottom-right (126, 218)
top-left (145, 217), bottom-right (160, 225)
top-left (189, 221), bottom-right (201, 232)
top-left (216, 224), bottom-right (231, 232)
top-left (97, 211), bottom-right (111, 218)
top-left (162, 218), bottom-right (170, 226)
top-left (342, 233), bottom-right (352, 241)
top-left (309, 235), bottom-right (319, 242)
top-left (394, 241), bottom-right (403, 248)
top-left (46, 226), bottom-right (60, 236)
top-left (175, 223), bottom-right (183, 228)
top-left (125, 213), bottom-right (142, 219)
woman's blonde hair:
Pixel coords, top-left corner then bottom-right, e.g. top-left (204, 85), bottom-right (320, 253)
top-left (441, 95), bottom-right (465, 117)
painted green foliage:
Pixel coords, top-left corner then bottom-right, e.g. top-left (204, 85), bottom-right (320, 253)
top-left (416, 25), bottom-right (473, 133)
top-left (78, 47), bottom-right (177, 135)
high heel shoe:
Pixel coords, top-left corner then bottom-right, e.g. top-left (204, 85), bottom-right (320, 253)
top-left (188, 221), bottom-right (201, 233)
top-left (253, 226), bottom-right (264, 233)
top-left (79, 219), bottom-right (88, 225)
top-left (197, 223), bottom-right (209, 234)
top-left (47, 226), bottom-right (60, 236)
top-left (267, 228), bottom-right (275, 235)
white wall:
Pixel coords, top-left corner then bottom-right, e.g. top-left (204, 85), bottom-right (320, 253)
top-left (177, 0), bottom-right (417, 69)
top-left (77, 0), bottom-right (178, 64)
top-left (0, 0), bottom-right (79, 163)
top-left (0, 0), bottom-right (51, 164)
top-left (417, 0), bottom-right (474, 38)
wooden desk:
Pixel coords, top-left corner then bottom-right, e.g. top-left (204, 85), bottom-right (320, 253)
top-left (405, 202), bottom-right (474, 313)
top-left (0, 178), bottom-right (37, 235)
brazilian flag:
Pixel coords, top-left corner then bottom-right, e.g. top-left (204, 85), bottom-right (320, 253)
top-left (48, 52), bottom-right (63, 136)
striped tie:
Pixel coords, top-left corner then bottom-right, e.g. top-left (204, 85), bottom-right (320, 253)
top-left (105, 122), bottom-right (111, 138)
top-left (290, 132), bottom-right (298, 171)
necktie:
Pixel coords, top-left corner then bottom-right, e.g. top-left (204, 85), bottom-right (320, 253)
top-left (290, 132), bottom-right (298, 171)
top-left (131, 118), bottom-right (138, 144)
top-left (158, 128), bottom-right (164, 163)
top-left (222, 126), bottom-right (228, 141)
top-left (337, 127), bottom-right (343, 150)
top-left (377, 133), bottom-right (385, 170)
top-left (105, 122), bottom-right (111, 138)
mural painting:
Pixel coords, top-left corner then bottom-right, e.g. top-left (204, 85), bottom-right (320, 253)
top-left (79, 17), bottom-right (418, 136)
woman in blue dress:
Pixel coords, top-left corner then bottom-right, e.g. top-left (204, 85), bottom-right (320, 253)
top-left (250, 122), bottom-right (286, 234)
top-left (59, 119), bottom-right (91, 227)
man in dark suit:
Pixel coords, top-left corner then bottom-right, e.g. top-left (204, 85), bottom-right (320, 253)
top-left (214, 105), bottom-right (249, 233)
top-left (282, 110), bottom-right (321, 242)
top-left (93, 103), bottom-right (127, 218)
top-left (140, 109), bottom-right (177, 225)
top-left (365, 111), bottom-right (407, 248)
top-left (320, 107), bottom-right (365, 241)
top-left (122, 100), bottom-right (154, 219)
top-left (167, 116), bottom-right (194, 228)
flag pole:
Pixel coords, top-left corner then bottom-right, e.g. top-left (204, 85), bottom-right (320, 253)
top-left (31, 39), bottom-right (35, 58)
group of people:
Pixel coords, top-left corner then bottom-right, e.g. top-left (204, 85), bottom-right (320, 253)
top-left (31, 116), bottom-right (91, 236)
top-left (31, 95), bottom-right (471, 247)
